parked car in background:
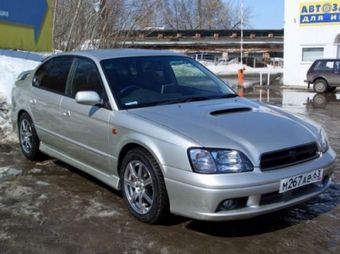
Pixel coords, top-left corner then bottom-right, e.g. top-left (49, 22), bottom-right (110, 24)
top-left (306, 59), bottom-right (340, 93)
top-left (12, 49), bottom-right (336, 224)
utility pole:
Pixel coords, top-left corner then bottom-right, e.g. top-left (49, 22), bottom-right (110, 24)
top-left (240, 0), bottom-right (244, 65)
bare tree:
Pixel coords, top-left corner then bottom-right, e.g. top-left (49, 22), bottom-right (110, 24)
top-left (53, 0), bottom-right (251, 51)
top-left (159, 0), bottom-right (251, 30)
top-left (54, 0), bottom-right (161, 50)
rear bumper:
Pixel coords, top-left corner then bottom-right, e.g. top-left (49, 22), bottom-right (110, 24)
top-left (164, 148), bottom-right (336, 221)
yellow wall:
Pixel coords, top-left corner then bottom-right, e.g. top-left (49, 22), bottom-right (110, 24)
top-left (0, 0), bottom-right (53, 51)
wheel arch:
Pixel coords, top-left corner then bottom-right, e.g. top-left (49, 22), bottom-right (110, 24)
top-left (18, 109), bottom-right (29, 120)
top-left (17, 110), bottom-right (31, 129)
top-left (117, 142), bottom-right (165, 181)
top-left (313, 77), bottom-right (329, 85)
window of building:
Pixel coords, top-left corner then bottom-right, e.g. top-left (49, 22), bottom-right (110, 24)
top-left (301, 48), bottom-right (324, 62)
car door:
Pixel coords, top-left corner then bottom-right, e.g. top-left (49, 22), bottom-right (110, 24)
top-left (59, 57), bottom-right (112, 174)
top-left (30, 56), bottom-right (74, 149)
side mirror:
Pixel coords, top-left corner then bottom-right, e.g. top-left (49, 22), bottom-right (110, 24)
top-left (75, 91), bottom-right (101, 106)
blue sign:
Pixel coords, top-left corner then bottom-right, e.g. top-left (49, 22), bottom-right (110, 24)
top-left (300, 13), bottom-right (340, 24)
top-left (0, 0), bottom-right (48, 41)
top-left (299, 1), bottom-right (340, 25)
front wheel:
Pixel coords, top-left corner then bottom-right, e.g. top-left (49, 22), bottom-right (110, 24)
top-left (18, 112), bottom-right (42, 160)
top-left (120, 148), bottom-right (169, 224)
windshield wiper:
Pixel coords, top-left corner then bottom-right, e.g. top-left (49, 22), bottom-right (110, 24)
top-left (155, 96), bottom-right (208, 105)
top-left (155, 94), bottom-right (238, 106)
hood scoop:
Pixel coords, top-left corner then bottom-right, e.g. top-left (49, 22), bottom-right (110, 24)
top-left (210, 107), bottom-right (252, 116)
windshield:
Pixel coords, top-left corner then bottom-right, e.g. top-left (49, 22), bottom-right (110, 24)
top-left (101, 56), bottom-right (236, 109)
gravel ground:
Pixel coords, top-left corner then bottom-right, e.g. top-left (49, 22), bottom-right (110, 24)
top-left (0, 88), bottom-right (339, 254)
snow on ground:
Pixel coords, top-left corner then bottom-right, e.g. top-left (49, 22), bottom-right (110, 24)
top-left (0, 55), bottom-right (40, 143)
top-left (0, 55), bottom-right (40, 103)
top-left (201, 61), bottom-right (284, 76)
top-left (0, 97), bottom-right (17, 143)
top-left (0, 166), bottom-right (22, 178)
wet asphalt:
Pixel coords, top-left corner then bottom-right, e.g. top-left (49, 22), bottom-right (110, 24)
top-left (0, 87), bottom-right (339, 254)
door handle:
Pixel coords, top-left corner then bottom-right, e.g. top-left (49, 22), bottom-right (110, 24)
top-left (29, 99), bottom-right (37, 104)
top-left (62, 110), bottom-right (71, 117)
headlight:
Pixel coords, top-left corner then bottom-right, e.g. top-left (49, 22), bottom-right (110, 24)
top-left (319, 128), bottom-right (329, 153)
top-left (188, 148), bottom-right (253, 174)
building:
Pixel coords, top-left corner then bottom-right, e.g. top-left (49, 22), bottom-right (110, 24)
top-left (284, 0), bottom-right (340, 86)
top-left (124, 29), bottom-right (283, 63)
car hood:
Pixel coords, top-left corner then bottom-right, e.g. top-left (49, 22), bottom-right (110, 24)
top-left (129, 97), bottom-right (320, 166)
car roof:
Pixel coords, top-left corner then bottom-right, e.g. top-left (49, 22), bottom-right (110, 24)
top-left (54, 49), bottom-right (185, 61)
top-left (315, 59), bottom-right (340, 61)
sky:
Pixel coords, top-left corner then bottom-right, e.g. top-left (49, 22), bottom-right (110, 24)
top-left (243, 0), bottom-right (284, 29)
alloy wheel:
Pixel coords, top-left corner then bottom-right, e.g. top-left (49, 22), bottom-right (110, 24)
top-left (123, 160), bottom-right (154, 215)
top-left (20, 119), bottom-right (33, 154)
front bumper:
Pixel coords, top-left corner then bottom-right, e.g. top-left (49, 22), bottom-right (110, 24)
top-left (164, 148), bottom-right (336, 221)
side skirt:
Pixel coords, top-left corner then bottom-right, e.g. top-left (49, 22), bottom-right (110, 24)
top-left (40, 142), bottom-right (121, 190)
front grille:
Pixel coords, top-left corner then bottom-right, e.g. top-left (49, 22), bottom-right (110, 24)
top-left (260, 142), bottom-right (319, 171)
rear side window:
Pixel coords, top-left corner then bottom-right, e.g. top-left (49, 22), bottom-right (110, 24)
top-left (314, 61), bottom-right (334, 71)
top-left (33, 57), bottom-right (73, 94)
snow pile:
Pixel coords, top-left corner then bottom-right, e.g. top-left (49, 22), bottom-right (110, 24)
top-left (0, 55), bottom-right (39, 103)
top-left (79, 40), bottom-right (99, 50)
top-left (0, 55), bottom-right (40, 144)
top-left (201, 62), bottom-right (284, 76)
top-left (0, 97), bottom-right (17, 143)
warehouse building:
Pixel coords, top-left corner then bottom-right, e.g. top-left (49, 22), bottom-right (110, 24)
top-left (284, 0), bottom-right (340, 86)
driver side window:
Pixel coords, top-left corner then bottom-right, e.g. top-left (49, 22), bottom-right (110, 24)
top-left (66, 57), bottom-right (110, 108)
top-left (335, 61), bottom-right (340, 73)
top-left (67, 58), bottom-right (102, 96)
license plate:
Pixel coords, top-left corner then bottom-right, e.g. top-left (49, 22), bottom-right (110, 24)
top-left (279, 168), bottom-right (323, 193)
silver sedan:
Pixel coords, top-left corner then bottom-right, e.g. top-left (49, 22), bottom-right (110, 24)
top-left (12, 49), bottom-right (336, 224)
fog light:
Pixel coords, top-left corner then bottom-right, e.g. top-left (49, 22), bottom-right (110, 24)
top-left (216, 198), bottom-right (247, 212)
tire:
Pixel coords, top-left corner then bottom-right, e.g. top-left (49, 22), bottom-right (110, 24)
top-left (18, 112), bottom-right (42, 160)
top-left (327, 86), bottom-right (336, 92)
top-left (313, 79), bottom-right (328, 93)
top-left (120, 148), bottom-right (169, 224)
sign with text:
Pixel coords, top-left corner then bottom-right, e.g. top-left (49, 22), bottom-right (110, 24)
top-left (0, 0), bottom-right (52, 51)
top-left (300, 0), bottom-right (340, 25)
